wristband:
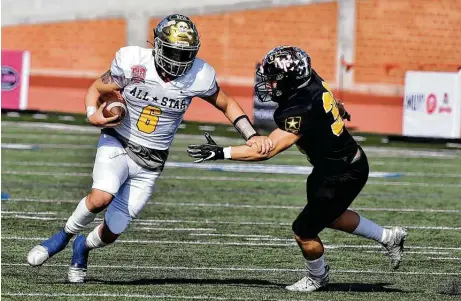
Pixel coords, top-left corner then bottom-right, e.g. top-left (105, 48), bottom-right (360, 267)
top-left (86, 106), bottom-right (97, 118)
top-left (233, 115), bottom-right (259, 141)
top-left (223, 146), bottom-right (232, 159)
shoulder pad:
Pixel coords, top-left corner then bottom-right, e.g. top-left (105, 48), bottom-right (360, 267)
top-left (176, 58), bottom-right (217, 97)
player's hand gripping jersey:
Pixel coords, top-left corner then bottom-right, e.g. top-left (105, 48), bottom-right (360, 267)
top-left (105, 46), bottom-right (218, 170)
top-left (273, 70), bottom-right (358, 171)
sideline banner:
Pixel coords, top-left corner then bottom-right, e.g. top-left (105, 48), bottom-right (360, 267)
top-left (403, 70), bottom-right (461, 138)
top-left (1, 50), bottom-right (30, 110)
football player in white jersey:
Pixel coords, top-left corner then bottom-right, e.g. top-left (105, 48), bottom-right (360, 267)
top-left (27, 14), bottom-right (273, 283)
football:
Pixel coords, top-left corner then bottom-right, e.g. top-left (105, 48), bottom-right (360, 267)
top-left (97, 91), bottom-right (127, 121)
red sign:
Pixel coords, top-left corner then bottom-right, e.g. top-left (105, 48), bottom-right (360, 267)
top-left (1, 50), bottom-right (30, 110)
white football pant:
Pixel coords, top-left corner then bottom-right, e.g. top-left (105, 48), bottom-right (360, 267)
top-left (92, 133), bottom-right (160, 234)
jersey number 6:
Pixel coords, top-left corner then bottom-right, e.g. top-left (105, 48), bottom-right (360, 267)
top-left (321, 81), bottom-right (344, 136)
top-left (137, 105), bottom-right (162, 134)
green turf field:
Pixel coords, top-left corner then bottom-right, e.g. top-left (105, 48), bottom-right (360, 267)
top-left (2, 121), bottom-right (461, 301)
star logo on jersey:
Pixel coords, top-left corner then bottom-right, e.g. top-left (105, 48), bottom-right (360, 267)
top-left (131, 65), bottom-right (147, 83)
top-left (285, 116), bottom-right (302, 133)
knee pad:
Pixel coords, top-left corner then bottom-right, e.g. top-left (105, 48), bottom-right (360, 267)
top-left (105, 207), bottom-right (131, 235)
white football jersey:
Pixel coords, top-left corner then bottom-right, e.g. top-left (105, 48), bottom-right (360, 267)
top-left (110, 46), bottom-right (218, 150)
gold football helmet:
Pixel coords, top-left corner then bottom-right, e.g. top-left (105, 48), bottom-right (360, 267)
top-left (153, 14), bottom-right (200, 77)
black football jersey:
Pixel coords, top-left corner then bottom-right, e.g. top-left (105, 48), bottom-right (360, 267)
top-left (273, 69), bottom-right (358, 169)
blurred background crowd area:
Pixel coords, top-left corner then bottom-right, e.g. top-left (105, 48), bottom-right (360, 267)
top-left (2, 0), bottom-right (461, 134)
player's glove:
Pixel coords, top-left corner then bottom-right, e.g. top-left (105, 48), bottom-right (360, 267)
top-left (187, 132), bottom-right (224, 163)
top-left (336, 100), bottom-right (351, 121)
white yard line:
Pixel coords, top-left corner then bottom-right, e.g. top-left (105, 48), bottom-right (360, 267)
top-left (134, 227), bottom-right (216, 232)
top-left (1, 121), bottom-right (100, 133)
top-left (372, 161), bottom-right (460, 168)
top-left (3, 214), bottom-right (461, 231)
top-left (190, 234), bottom-right (274, 238)
top-left (365, 250), bottom-right (450, 255)
top-left (3, 236), bottom-right (461, 251)
top-left (0, 292), bottom-right (265, 300)
top-left (3, 199), bottom-right (461, 214)
top-left (0, 211), bottom-right (57, 215)
top-left (5, 160), bottom-right (461, 178)
top-left (3, 171), bottom-right (461, 188)
top-left (2, 262), bottom-right (460, 276)
top-left (427, 257), bottom-right (461, 261)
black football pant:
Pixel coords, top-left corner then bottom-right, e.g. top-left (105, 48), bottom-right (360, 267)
top-left (292, 147), bottom-right (369, 239)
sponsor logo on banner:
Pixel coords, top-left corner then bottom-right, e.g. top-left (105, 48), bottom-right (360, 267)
top-left (426, 93), bottom-right (437, 114)
top-left (405, 93), bottom-right (425, 112)
top-left (405, 92), bottom-right (452, 115)
top-left (1, 66), bottom-right (20, 91)
top-left (1, 50), bottom-right (30, 110)
top-left (438, 93), bottom-right (452, 114)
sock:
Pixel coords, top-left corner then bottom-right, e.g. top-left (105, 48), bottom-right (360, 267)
top-left (306, 255), bottom-right (326, 277)
top-left (64, 197), bottom-right (97, 235)
top-left (86, 225), bottom-right (108, 250)
top-left (352, 215), bottom-right (388, 243)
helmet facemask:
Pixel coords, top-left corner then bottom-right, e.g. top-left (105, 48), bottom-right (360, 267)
top-left (154, 15), bottom-right (200, 77)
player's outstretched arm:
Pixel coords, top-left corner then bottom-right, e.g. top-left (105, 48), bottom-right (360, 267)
top-left (187, 129), bottom-right (300, 163)
top-left (85, 70), bottom-right (122, 127)
top-left (228, 128), bottom-right (300, 161)
top-left (201, 88), bottom-right (273, 154)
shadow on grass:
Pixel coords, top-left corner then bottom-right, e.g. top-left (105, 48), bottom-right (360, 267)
top-left (90, 277), bottom-right (285, 288)
top-left (322, 282), bottom-right (408, 293)
top-left (89, 278), bottom-right (410, 293)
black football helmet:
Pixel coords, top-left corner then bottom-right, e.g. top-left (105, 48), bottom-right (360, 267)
top-left (255, 45), bottom-right (312, 102)
top-left (153, 14), bottom-right (200, 77)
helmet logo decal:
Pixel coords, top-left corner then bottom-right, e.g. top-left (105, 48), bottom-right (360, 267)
top-left (274, 55), bottom-right (298, 72)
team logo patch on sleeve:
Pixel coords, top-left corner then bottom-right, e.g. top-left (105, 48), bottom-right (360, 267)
top-left (131, 65), bottom-right (147, 83)
top-left (285, 116), bottom-right (302, 133)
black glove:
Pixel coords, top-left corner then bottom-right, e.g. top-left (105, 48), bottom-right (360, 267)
top-left (187, 132), bottom-right (224, 163)
top-left (336, 100), bottom-right (351, 121)
top-left (342, 109), bottom-right (351, 122)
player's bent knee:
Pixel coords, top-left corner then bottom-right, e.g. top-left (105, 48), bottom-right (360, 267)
top-left (104, 209), bottom-right (131, 235)
top-left (100, 222), bottom-right (120, 244)
top-left (86, 189), bottom-right (114, 213)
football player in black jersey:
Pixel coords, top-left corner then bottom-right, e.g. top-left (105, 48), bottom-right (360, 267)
top-left (188, 46), bottom-right (408, 292)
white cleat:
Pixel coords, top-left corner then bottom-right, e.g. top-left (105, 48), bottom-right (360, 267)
top-left (27, 245), bottom-right (50, 266)
top-left (68, 266), bottom-right (87, 283)
top-left (286, 265), bottom-right (330, 292)
top-left (382, 227), bottom-right (408, 270)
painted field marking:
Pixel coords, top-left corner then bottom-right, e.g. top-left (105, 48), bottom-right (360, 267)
top-left (1, 211), bottom-right (57, 215)
top-left (6, 160), bottom-right (461, 178)
top-left (3, 198), bottom-right (461, 214)
top-left (365, 250), bottom-right (450, 255)
top-left (0, 292), bottom-right (292, 301)
top-left (2, 214), bottom-right (461, 231)
top-left (3, 171), bottom-right (461, 188)
top-left (2, 263), bottom-right (460, 276)
top-left (134, 227), bottom-right (216, 232)
top-left (3, 236), bottom-right (461, 251)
